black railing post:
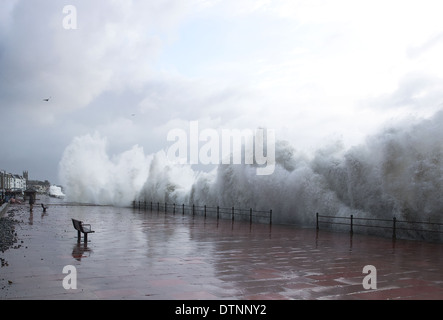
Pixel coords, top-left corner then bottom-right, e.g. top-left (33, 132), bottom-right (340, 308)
top-left (316, 212), bottom-right (319, 230)
top-left (157, 202), bottom-right (159, 212)
top-left (232, 207), bottom-right (235, 222)
top-left (393, 217), bottom-right (397, 240)
top-left (270, 209), bottom-right (272, 225)
top-left (150, 201), bottom-right (152, 211)
top-left (165, 202), bottom-right (167, 213)
top-left (182, 204), bottom-right (185, 215)
top-left (217, 206), bottom-right (219, 220)
top-left (193, 204), bottom-right (195, 216)
top-left (204, 205), bottom-right (207, 218)
top-left (350, 214), bottom-right (353, 235)
top-left (250, 208), bottom-right (253, 224)
top-left (173, 203), bottom-right (176, 214)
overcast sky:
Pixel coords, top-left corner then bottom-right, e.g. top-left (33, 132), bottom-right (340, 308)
top-left (1, 0), bottom-right (443, 184)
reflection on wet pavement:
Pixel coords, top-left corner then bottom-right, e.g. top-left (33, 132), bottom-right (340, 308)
top-left (1, 196), bottom-right (442, 300)
top-left (72, 243), bottom-right (92, 261)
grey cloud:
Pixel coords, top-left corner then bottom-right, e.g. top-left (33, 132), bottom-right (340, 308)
top-left (0, 0), bottom-right (192, 183)
top-left (362, 72), bottom-right (443, 111)
top-left (138, 77), bottom-right (253, 124)
top-left (0, 0), bottom-right (188, 123)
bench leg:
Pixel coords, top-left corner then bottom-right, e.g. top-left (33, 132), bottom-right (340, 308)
top-left (77, 230), bottom-right (81, 243)
top-left (84, 233), bottom-right (88, 243)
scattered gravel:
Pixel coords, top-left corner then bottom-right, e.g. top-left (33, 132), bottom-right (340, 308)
top-left (0, 211), bottom-right (20, 254)
top-left (0, 209), bottom-right (22, 293)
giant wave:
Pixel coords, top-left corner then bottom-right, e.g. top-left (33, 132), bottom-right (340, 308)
top-left (58, 110), bottom-right (443, 229)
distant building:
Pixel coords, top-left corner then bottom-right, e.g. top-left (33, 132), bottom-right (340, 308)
top-left (1, 169), bottom-right (27, 195)
top-left (13, 174), bottom-right (27, 191)
top-left (0, 169), bottom-right (5, 194)
top-left (0, 171), bottom-right (14, 190)
top-left (27, 178), bottom-right (50, 194)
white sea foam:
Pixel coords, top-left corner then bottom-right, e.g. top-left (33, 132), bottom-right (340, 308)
top-left (58, 110), bottom-right (443, 227)
top-left (48, 185), bottom-right (65, 198)
top-left (58, 132), bottom-right (152, 206)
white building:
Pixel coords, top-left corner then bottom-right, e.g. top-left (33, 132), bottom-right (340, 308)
top-left (13, 174), bottom-right (27, 191)
top-left (0, 170), bottom-right (27, 192)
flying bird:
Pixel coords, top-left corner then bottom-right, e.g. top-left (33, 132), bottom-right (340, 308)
top-left (43, 96), bottom-right (51, 101)
top-left (41, 203), bottom-right (48, 212)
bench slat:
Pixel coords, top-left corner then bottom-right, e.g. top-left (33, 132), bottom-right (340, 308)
top-left (72, 219), bottom-right (95, 243)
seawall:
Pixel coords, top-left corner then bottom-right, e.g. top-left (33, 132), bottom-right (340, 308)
top-left (0, 202), bottom-right (9, 218)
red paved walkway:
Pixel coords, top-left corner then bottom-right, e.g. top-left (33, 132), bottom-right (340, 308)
top-left (1, 196), bottom-right (442, 300)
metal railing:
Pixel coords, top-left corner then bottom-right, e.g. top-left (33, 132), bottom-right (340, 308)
top-left (316, 212), bottom-right (443, 241)
top-left (133, 200), bottom-right (273, 225)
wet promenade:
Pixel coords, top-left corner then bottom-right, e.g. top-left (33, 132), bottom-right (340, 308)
top-left (1, 196), bottom-right (442, 300)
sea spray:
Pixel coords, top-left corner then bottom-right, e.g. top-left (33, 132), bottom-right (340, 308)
top-left (48, 185), bottom-right (65, 198)
top-left (137, 150), bottom-right (197, 205)
top-left (58, 110), bottom-right (443, 229)
top-left (58, 132), bottom-right (151, 206)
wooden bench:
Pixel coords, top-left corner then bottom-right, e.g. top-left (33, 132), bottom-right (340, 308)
top-left (72, 219), bottom-right (95, 243)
